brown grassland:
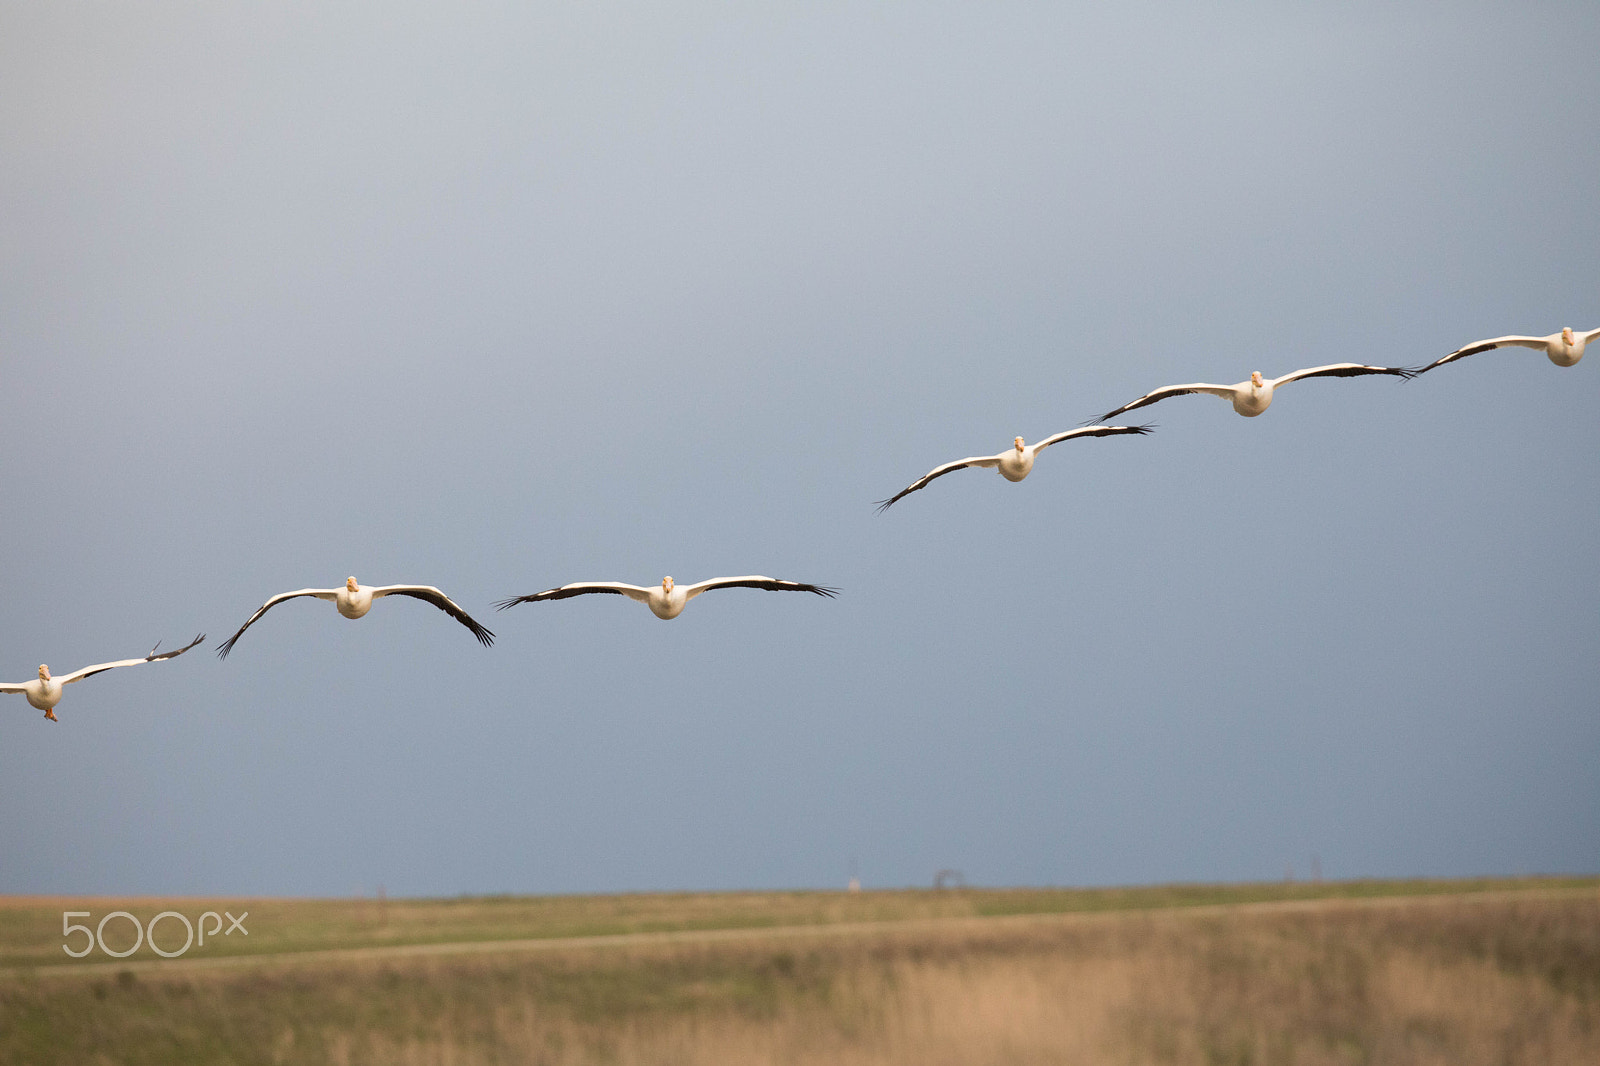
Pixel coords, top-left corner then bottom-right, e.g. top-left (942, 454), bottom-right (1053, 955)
top-left (0, 879), bottom-right (1596, 1064)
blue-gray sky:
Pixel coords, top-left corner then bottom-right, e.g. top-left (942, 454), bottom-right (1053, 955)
top-left (2, 2), bottom-right (1596, 896)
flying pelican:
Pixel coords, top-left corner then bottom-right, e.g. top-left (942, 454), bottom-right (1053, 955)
top-left (1, 635), bottom-right (205, 721)
top-left (1094, 363), bottom-right (1415, 422)
top-left (875, 424), bottom-right (1154, 512)
top-left (496, 576), bottom-right (838, 620)
top-left (1414, 327), bottom-right (1600, 374)
top-left (217, 577), bottom-right (494, 658)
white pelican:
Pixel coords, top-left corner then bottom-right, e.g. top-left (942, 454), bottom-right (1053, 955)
top-left (217, 577), bottom-right (494, 658)
top-left (1, 635), bottom-right (205, 721)
top-left (496, 576), bottom-right (838, 620)
top-left (1094, 363), bottom-right (1415, 422)
top-left (875, 424), bottom-right (1154, 512)
top-left (1415, 327), bottom-right (1600, 374)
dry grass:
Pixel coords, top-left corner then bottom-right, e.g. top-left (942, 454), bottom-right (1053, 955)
top-left (3, 877), bottom-right (1590, 970)
top-left (2, 888), bottom-right (1596, 1064)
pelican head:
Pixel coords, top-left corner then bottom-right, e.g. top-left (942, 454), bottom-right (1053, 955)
top-left (663, 576), bottom-right (674, 593)
top-left (38, 665), bottom-right (50, 681)
top-left (1250, 371), bottom-right (1264, 387)
top-left (1014, 436), bottom-right (1025, 452)
top-left (1563, 327), bottom-right (1574, 344)
top-left (346, 576), bottom-right (359, 592)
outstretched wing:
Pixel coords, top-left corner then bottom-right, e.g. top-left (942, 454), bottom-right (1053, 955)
top-left (1271, 362), bottom-right (1416, 386)
top-left (1092, 384), bottom-right (1234, 424)
top-left (1033, 423), bottom-right (1155, 451)
top-left (875, 453), bottom-right (1003, 512)
top-left (1414, 335), bottom-right (1553, 374)
top-left (681, 576), bottom-right (839, 600)
top-left (60, 634), bottom-right (205, 684)
top-left (217, 589), bottom-right (338, 659)
top-left (495, 582), bottom-right (653, 610)
top-left (369, 586), bottom-right (495, 647)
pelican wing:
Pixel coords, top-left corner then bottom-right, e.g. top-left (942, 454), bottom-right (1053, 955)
top-left (369, 586), bottom-right (495, 647)
top-left (61, 635), bottom-right (205, 685)
top-left (1033, 423), bottom-right (1155, 451)
top-left (495, 582), bottom-right (653, 610)
top-left (0, 683), bottom-right (32, 694)
top-left (1093, 384), bottom-right (1235, 423)
top-left (216, 588), bottom-right (339, 659)
top-left (875, 454), bottom-right (1003, 512)
top-left (1416, 336), bottom-right (1556, 373)
top-left (1271, 362), bottom-right (1416, 387)
top-left (681, 576), bottom-right (839, 601)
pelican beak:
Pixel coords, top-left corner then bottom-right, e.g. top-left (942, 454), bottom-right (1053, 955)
top-left (1251, 371), bottom-right (1264, 386)
top-left (1014, 437), bottom-right (1025, 452)
top-left (663, 576), bottom-right (674, 593)
top-left (38, 665), bottom-right (49, 681)
top-left (1563, 327), bottom-right (1574, 343)
top-left (346, 577), bottom-right (358, 591)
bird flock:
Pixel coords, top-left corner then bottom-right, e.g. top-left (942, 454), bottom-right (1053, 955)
top-left (6, 326), bottom-right (1595, 720)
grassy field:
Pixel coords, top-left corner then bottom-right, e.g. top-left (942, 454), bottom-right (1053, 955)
top-left (1, 878), bottom-right (1596, 1064)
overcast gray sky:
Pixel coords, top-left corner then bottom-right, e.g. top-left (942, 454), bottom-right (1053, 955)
top-left (2, 2), bottom-right (1596, 896)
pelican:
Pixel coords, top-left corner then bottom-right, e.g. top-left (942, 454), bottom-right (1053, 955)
top-left (1, 635), bottom-right (205, 721)
top-left (1094, 363), bottom-right (1415, 422)
top-left (1415, 327), bottom-right (1600, 374)
top-left (496, 576), bottom-right (838, 620)
top-left (875, 424), bottom-right (1153, 512)
top-left (217, 577), bottom-right (494, 658)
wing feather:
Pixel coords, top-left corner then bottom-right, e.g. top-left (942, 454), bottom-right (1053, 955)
top-left (681, 576), bottom-right (839, 600)
top-left (495, 582), bottom-right (652, 610)
top-left (60, 635), bottom-right (204, 685)
top-left (1033, 423), bottom-right (1155, 451)
top-left (369, 586), bottom-right (495, 647)
top-left (1271, 362), bottom-right (1416, 386)
top-left (1092, 384), bottom-right (1234, 424)
top-left (875, 454), bottom-right (1002, 512)
top-left (1414, 336), bottom-right (1550, 374)
top-left (217, 589), bottom-right (337, 659)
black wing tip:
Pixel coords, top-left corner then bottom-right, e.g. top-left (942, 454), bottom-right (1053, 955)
top-left (216, 635), bottom-right (239, 660)
top-left (494, 595), bottom-right (532, 611)
top-left (472, 625), bottom-right (496, 647)
top-left (808, 584), bottom-right (841, 598)
top-left (166, 633), bottom-right (206, 661)
top-left (873, 497), bottom-right (898, 514)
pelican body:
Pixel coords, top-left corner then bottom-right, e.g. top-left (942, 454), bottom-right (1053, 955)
top-left (874, 424), bottom-right (1153, 511)
top-left (997, 437), bottom-right (1034, 481)
top-left (20, 667), bottom-right (64, 718)
top-left (1094, 363), bottom-right (1415, 423)
top-left (1, 635), bottom-right (206, 721)
top-left (335, 579), bottom-right (376, 619)
top-left (217, 576), bottom-right (494, 658)
top-left (496, 575), bottom-right (838, 619)
top-left (645, 576), bottom-right (689, 619)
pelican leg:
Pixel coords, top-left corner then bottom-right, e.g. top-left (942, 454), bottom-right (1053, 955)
top-left (43, 708), bottom-right (58, 722)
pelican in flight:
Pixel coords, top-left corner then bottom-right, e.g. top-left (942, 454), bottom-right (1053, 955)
top-left (1415, 327), bottom-right (1600, 374)
top-left (218, 577), bottom-right (494, 658)
top-left (1, 635), bottom-right (205, 721)
top-left (1094, 363), bottom-right (1415, 422)
top-left (496, 576), bottom-right (838, 620)
top-left (875, 424), bottom-right (1153, 512)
